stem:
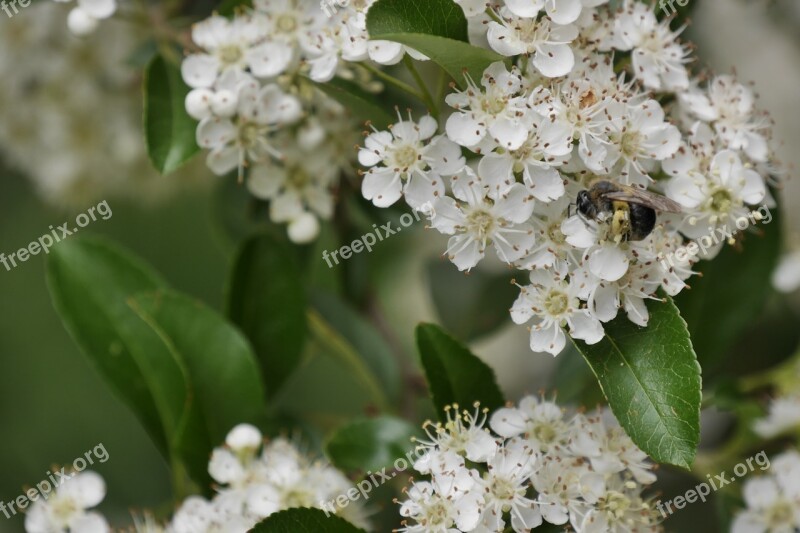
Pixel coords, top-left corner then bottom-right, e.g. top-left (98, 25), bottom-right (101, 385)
top-left (307, 309), bottom-right (392, 413)
top-left (404, 56), bottom-right (439, 120)
top-left (362, 63), bottom-right (426, 103)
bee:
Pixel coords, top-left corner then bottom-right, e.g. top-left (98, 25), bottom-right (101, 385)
top-left (576, 180), bottom-right (682, 242)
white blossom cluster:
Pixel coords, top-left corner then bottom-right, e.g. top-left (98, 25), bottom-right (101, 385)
top-left (732, 450), bottom-right (800, 533)
top-left (397, 397), bottom-right (660, 533)
top-left (358, 0), bottom-right (779, 355)
top-left (0, 2), bottom-right (207, 207)
top-left (754, 394), bottom-right (800, 439)
top-left (181, 0), bottom-right (428, 243)
top-left (23, 424), bottom-right (368, 533)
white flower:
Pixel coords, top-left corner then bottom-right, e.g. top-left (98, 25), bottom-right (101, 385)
top-left (54, 0), bottom-right (117, 35)
top-left (533, 456), bottom-right (590, 526)
top-left (773, 250), bottom-right (800, 294)
top-left (754, 395), bottom-right (800, 439)
top-left (415, 403), bottom-right (498, 466)
top-left (430, 172), bottom-right (536, 271)
top-left (477, 110), bottom-right (572, 202)
top-left (680, 75), bottom-right (771, 162)
top-left (511, 261), bottom-right (604, 355)
top-left (445, 62), bottom-right (531, 150)
top-left (487, 12), bottom-right (578, 78)
top-left (196, 83), bottom-right (301, 177)
top-left (490, 396), bottom-right (571, 453)
top-left (182, 15), bottom-right (278, 89)
top-left (398, 475), bottom-right (484, 533)
top-left (610, 0), bottom-right (690, 91)
top-left (732, 471), bottom-right (800, 533)
top-left (665, 149), bottom-right (766, 256)
top-left (25, 471), bottom-right (109, 533)
top-left (604, 99), bottom-right (681, 185)
top-left (359, 114), bottom-right (464, 210)
top-left (573, 474), bottom-right (659, 533)
top-left (477, 439), bottom-right (542, 532)
top-left (561, 215), bottom-right (631, 282)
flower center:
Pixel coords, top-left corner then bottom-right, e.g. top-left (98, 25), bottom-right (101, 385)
top-left (547, 222), bottom-right (566, 245)
top-left (391, 144), bottom-right (419, 170)
top-left (218, 44), bottom-right (243, 66)
top-left (543, 289), bottom-right (569, 316)
top-left (765, 500), bottom-right (795, 526)
top-left (599, 491), bottom-right (632, 520)
top-left (277, 14), bottom-right (298, 33)
top-left (282, 487), bottom-right (314, 508)
top-left (466, 209), bottom-right (495, 239)
top-left (709, 188), bottom-right (734, 214)
top-left (51, 497), bottom-right (79, 524)
top-left (238, 122), bottom-right (262, 148)
top-left (531, 422), bottom-right (557, 444)
top-left (422, 500), bottom-right (451, 526)
top-left (488, 476), bottom-right (521, 507)
top-left (288, 167), bottom-right (311, 190)
top-left (481, 95), bottom-right (508, 116)
top-left (619, 130), bottom-right (643, 158)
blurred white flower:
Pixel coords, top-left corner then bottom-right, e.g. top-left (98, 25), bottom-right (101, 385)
top-left (25, 471), bottom-right (109, 533)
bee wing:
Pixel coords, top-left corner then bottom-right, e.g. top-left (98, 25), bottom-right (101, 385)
top-left (603, 185), bottom-right (682, 213)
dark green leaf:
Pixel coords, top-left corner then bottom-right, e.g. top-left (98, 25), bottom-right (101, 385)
top-left (426, 260), bottom-right (517, 342)
top-left (416, 323), bottom-right (505, 419)
top-left (315, 77), bottom-right (394, 130)
top-left (363, 33), bottom-right (503, 90)
top-left (572, 297), bottom-right (701, 469)
top-left (325, 416), bottom-right (419, 473)
top-left (130, 291), bottom-right (266, 485)
top-left (217, 0), bottom-right (252, 17)
top-left (366, 0), bottom-right (469, 42)
top-left (226, 233), bottom-right (308, 398)
top-left (45, 237), bottom-right (178, 458)
top-left (251, 508), bottom-right (367, 533)
top-left (144, 54), bottom-right (200, 174)
top-left (675, 204), bottom-right (781, 372)
top-left (312, 291), bottom-right (400, 402)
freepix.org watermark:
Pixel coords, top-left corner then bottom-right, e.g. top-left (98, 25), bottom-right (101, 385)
top-left (1, 443), bottom-right (110, 520)
top-left (659, 0), bottom-right (691, 17)
top-left (320, 444), bottom-right (426, 517)
top-left (656, 450), bottom-right (771, 518)
top-left (658, 204), bottom-right (772, 270)
top-left (0, 0), bottom-right (32, 18)
top-left (321, 202), bottom-right (431, 268)
top-left (1, 199), bottom-right (112, 272)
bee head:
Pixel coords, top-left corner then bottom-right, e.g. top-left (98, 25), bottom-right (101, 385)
top-left (576, 190), bottom-right (595, 218)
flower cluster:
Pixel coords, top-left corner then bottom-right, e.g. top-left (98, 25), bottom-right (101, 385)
top-left (0, 3), bottom-right (203, 207)
top-left (397, 397), bottom-right (660, 533)
top-left (23, 424), bottom-right (368, 533)
top-left (180, 0), bottom-right (429, 243)
top-left (358, 0), bottom-right (778, 354)
top-left (732, 450), bottom-right (800, 533)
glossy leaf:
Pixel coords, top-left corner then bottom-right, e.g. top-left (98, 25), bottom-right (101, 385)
top-left (416, 323), bottom-right (505, 420)
top-left (226, 233), bottom-right (307, 398)
top-left (325, 416), bottom-right (419, 473)
top-left (251, 508), bottom-right (367, 533)
top-left (572, 297), bottom-right (701, 469)
top-left (366, 0), bottom-right (469, 42)
top-left (315, 77), bottom-right (394, 129)
top-left (130, 291), bottom-right (266, 485)
top-left (144, 54), bottom-right (200, 174)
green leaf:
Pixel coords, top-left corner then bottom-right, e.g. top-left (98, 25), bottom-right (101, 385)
top-left (426, 260), bottom-right (517, 342)
top-left (45, 237), bottom-right (178, 458)
top-left (314, 77), bottom-right (394, 130)
top-left (365, 0), bottom-right (469, 42)
top-left (216, 0), bottom-right (252, 17)
top-left (312, 291), bottom-right (400, 402)
top-left (675, 204), bottom-right (781, 373)
top-left (365, 0), bottom-right (502, 89)
top-left (144, 54), bottom-right (200, 174)
top-left (251, 508), bottom-right (366, 533)
top-left (226, 233), bottom-right (307, 398)
top-left (365, 33), bottom-right (503, 90)
top-left (325, 416), bottom-right (419, 473)
top-left (572, 297), bottom-right (701, 469)
top-left (130, 291), bottom-right (267, 486)
top-left (416, 323), bottom-right (505, 419)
